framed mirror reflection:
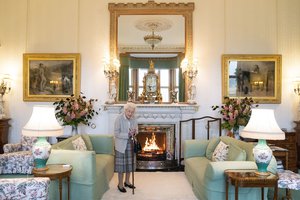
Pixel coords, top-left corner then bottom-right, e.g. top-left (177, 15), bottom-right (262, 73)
top-left (108, 1), bottom-right (194, 103)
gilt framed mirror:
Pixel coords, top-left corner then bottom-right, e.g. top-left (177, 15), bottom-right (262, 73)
top-left (109, 0), bottom-right (194, 103)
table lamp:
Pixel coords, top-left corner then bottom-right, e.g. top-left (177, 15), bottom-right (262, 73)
top-left (240, 109), bottom-right (285, 176)
top-left (22, 105), bottom-right (63, 171)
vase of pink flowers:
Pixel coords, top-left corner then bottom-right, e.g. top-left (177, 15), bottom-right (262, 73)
top-left (212, 96), bottom-right (258, 139)
top-left (53, 93), bottom-right (98, 135)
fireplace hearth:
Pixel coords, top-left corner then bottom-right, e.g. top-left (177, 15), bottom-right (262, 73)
top-left (136, 124), bottom-right (177, 170)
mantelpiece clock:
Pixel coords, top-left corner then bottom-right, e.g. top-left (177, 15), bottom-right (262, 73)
top-left (139, 61), bottom-right (162, 103)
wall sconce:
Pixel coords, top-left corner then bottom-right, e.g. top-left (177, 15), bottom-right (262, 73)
top-left (293, 78), bottom-right (300, 121)
top-left (180, 58), bottom-right (198, 104)
top-left (0, 74), bottom-right (12, 119)
top-left (294, 79), bottom-right (300, 96)
top-left (103, 58), bottom-right (120, 104)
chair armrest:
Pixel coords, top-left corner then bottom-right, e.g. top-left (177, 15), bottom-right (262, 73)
top-left (0, 177), bottom-right (50, 200)
top-left (3, 143), bottom-right (22, 153)
top-left (47, 149), bottom-right (96, 185)
top-left (205, 161), bottom-right (257, 181)
top-left (0, 151), bottom-right (34, 174)
top-left (184, 140), bottom-right (209, 159)
top-left (89, 134), bottom-right (114, 155)
top-left (205, 155), bottom-right (277, 181)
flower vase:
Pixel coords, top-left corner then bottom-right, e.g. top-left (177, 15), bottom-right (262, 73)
top-left (232, 127), bottom-right (240, 140)
top-left (71, 125), bottom-right (78, 136)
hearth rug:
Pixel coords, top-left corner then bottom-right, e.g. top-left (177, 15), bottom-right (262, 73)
top-left (102, 172), bottom-right (197, 200)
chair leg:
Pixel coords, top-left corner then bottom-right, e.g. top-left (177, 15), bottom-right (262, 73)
top-left (282, 188), bottom-right (292, 200)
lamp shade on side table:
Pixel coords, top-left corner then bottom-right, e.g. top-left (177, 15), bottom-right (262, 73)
top-left (22, 106), bottom-right (63, 171)
top-left (240, 109), bottom-right (285, 176)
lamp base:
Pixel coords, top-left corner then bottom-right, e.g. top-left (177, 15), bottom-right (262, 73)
top-left (254, 171), bottom-right (270, 177)
top-left (33, 166), bottom-right (49, 172)
top-left (253, 139), bottom-right (273, 175)
top-left (32, 137), bottom-right (51, 171)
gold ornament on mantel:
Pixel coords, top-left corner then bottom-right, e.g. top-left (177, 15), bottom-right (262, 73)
top-left (139, 60), bottom-right (162, 104)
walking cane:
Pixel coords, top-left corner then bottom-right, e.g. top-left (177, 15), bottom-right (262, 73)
top-left (131, 135), bottom-right (135, 195)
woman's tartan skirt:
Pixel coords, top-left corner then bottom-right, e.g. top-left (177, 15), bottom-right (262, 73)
top-left (115, 139), bottom-right (136, 173)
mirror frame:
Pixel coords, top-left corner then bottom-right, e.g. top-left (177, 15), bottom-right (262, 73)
top-left (108, 0), bottom-right (195, 102)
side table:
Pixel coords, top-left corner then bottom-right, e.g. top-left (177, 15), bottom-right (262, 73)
top-left (0, 118), bottom-right (11, 154)
top-left (225, 169), bottom-right (278, 200)
top-left (33, 164), bottom-right (72, 200)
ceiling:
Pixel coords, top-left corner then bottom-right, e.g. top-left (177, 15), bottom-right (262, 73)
top-left (118, 15), bottom-right (185, 55)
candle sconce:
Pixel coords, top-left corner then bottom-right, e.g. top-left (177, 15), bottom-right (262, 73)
top-left (103, 58), bottom-right (120, 104)
top-left (293, 79), bottom-right (300, 121)
top-left (180, 58), bottom-right (198, 104)
top-left (0, 74), bottom-right (12, 118)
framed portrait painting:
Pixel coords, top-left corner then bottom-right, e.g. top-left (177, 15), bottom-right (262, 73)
top-left (222, 54), bottom-right (282, 104)
top-left (23, 53), bottom-right (81, 102)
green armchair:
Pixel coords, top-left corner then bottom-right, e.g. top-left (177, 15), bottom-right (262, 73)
top-left (47, 134), bottom-right (114, 200)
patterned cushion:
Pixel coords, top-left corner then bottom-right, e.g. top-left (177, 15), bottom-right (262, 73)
top-left (21, 136), bottom-right (38, 151)
top-left (3, 143), bottom-right (22, 153)
top-left (81, 135), bottom-right (94, 150)
top-left (206, 137), bottom-right (220, 160)
top-left (72, 136), bottom-right (87, 150)
top-left (212, 141), bottom-right (229, 162)
top-left (0, 151), bottom-right (34, 174)
top-left (278, 170), bottom-right (300, 190)
top-left (227, 143), bottom-right (246, 161)
top-left (0, 177), bottom-right (50, 200)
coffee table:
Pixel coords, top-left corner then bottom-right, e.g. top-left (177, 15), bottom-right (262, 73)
top-left (225, 169), bottom-right (278, 200)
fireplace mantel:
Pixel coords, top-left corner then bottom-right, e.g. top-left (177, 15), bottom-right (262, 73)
top-left (104, 103), bottom-right (198, 119)
top-left (104, 103), bottom-right (198, 133)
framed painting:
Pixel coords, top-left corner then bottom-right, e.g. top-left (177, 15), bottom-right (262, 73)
top-left (23, 53), bottom-right (81, 102)
top-left (222, 54), bottom-right (282, 104)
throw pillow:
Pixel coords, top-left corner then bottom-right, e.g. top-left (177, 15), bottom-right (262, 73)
top-left (227, 143), bottom-right (247, 161)
top-left (72, 136), bottom-right (87, 151)
top-left (57, 141), bottom-right (75, 150)
top-left (212, 141), bottom-right (229, 162)
top-left (206, 137), bottom-right (221, 160)
top-left (81, 135), bottom-right (94, 151)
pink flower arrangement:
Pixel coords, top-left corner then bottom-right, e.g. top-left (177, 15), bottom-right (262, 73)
top-left (212, 97), bottom-right (258, 131)
top-left (53, 93), bottom-right (98, 127)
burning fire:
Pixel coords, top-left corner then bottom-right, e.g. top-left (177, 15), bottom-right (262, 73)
top-left (143, 132), bottom-right (161, 151)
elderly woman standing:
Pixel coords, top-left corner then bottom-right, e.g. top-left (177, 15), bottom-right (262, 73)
top-left (114, 102), bottom-right (138, 193)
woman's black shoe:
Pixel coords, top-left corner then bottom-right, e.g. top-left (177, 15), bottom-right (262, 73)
top-left (124, 182), bottom-right (136, 189)
top-left (117, 185), bottom-right (127, 193)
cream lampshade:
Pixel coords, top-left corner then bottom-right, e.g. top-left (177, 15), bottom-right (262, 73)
top-left (240, 109), bottom-right (285, 176)
top-left (22, 105), bottom-right (63, 171)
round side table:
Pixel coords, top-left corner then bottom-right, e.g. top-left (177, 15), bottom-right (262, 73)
top-left (33, 164), bottom-right (73, 200)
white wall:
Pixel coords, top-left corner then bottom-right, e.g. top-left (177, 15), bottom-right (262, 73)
top-left (0, 0), bottom-right (299, 143)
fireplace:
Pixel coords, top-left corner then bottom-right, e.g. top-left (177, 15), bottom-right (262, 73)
top-left (104, 104), bottom-right (198, 169)
top-left (136, 124), bottom-right (177, 170)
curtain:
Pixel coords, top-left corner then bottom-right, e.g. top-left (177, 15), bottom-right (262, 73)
top-left (118, 56), bottom-right (129, 101)
top-left (130, 58), bottom-right (178, 69)
top-left (179, 67), bottom-right (185, 102)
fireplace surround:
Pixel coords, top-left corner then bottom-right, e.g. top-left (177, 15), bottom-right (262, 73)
top-left (104, 103), bottom-right (198, 170)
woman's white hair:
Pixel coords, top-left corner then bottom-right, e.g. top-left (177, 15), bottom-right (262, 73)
top-left (124, 102), bottom-right (136, 111)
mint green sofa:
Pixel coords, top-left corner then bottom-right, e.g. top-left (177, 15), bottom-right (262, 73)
top-left (47, 134), bottom-right (114, 200)
top-left (184, 136), bottom-right (277, 200)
